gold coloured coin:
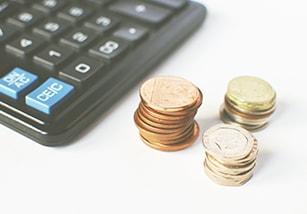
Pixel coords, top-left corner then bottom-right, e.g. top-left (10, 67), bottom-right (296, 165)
top-left (224, 96), bottom-right (275, 119)
top-left (219, 105), bottom-right (269, 131)
top-left (226, 76), bottom-right (276, 112)
top-left (220, 76), bottom-right (276, 131)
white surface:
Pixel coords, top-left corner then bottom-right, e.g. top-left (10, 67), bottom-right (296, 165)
top-left (1, 0), bottom-right (307, 213)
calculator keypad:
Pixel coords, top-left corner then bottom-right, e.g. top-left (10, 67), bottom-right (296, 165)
top-left (0, 0), bottom-right (206, 145)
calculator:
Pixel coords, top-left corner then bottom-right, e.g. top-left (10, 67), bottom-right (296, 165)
top-left (0, 0), bottom-right (207, 146)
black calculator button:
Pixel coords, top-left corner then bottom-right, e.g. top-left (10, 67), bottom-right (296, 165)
top-left (113, 24), bottom-right (148, 45)
top-left (60, 27), bottom-right (98, 51)
top-left (145, 0), bottom-right (187, 9)
top-left (33, 18), bottom-right (71, 40)
top-left (0, 24), bottom-right (18, 44)
top-left (6, 34), bottom-right (45, 58)
top-left (57, 5), bottom-right (92, 24)
top-left (59, 56), bottom-right (105, 87)
top-left (89, 37), bottom-right (128, 62)
top-left (86, 0), bottom-right (112, 6)
top-left (7, 9), bottom-right (45, 29)
top-left (32, 0), bottom-right (67, 14)
top-left (84, 13), bottom-right (119, 34)
top-left (33, 44), bottom-right (74, 71)
top-left (109, 1), bottom-right (172, 25)
top-left (0, 1), bottom-right (14, 18)
top-left (11, 0), bottom-right (34, 4)
top-left (25, 77), bottom-right (74, 115)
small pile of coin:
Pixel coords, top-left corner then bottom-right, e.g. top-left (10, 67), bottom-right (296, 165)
top-left (202, 124), bottom-right (258, 186)
top-left (134, 76), bottom-right (203, 151)
top-left (220, 76), bottom-right (276, 131)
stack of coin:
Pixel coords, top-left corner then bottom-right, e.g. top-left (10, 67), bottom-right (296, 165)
top-left (220, 76), bottom-right (276, 131)
top-left (134, 76), bottom-right (203, 151)
top-left (202, 124), bottom-right (258, 186)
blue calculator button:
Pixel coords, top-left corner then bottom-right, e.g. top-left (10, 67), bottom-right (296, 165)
top-left (26, 78), bottom-right (74, 114)
top-left (0, 68), bottom-right (38, 99)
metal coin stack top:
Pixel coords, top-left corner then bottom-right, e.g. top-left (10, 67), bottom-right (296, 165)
top-left (202, 124), bottom-right (259, 186)
top-left (134, 76), bottom-right (203, 151)
top-left (220, 76), bottom-right (276, 131)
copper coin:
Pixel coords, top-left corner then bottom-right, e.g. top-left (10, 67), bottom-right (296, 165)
top-left (139, 121), bottom-right (200, 151)
top-left (140, 76), bottom-right (202, 113)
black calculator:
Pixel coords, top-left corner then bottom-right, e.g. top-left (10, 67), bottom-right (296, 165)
top-left (0, 0), bottom-right (207, 146)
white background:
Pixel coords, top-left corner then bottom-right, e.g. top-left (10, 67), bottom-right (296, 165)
top-left (1, 0), bottom-right (307, 213)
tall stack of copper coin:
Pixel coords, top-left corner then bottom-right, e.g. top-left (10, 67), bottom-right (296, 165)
top-left (202, 124), bottom-right (259, 186)
top-left (220, 76), bottom-right (276, 131)
top-left (134, 76), bottom-right (203, 151)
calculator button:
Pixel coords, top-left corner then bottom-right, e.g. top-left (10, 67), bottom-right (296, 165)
top-left (0, 67), bottom-right (38, 99)
top-left (84, 13), bottom-right (119, 34)
top-left (86, 0), bottom-right (112, 6)
top-left (11, 0), bottom-right (34, 3)
top-left (113, 24), bottom-right (148, 45)
top-left (32, 0), bottom-right (67, 14)
top-left (0, 1), bottom-right (15, 18)
top-left (7, 9), bottom-right (44, 29)
top-left (0, 24), bottom-right (18, 44)
top-left (25, 77), bottom-right (74, 114)
top-left (33, 44), bottom-right (74, 70)
top-left (33, 18), bottom-right (71, 40)
top-left (145, 0), bottom-right (187, 9)
top-left (59, 56), bottom-right (105, 87)
top-left (57, 5), bottom-right (92, 24)
top-left (6, 34), bottom-right (45, 58)
top-left (109, 1), bottom-right (172, 25)
top-left (89, 38), bottom-right (128, 62)
top-left (60, 27), bottom-right (97, 50)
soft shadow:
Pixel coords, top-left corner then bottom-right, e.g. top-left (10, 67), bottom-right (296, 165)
top-left (254, 150), bottom-right (272, 174)
top-left (197, 115), bottom-right (223, 134)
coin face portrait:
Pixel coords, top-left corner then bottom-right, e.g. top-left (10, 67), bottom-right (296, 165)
top-left (140, 76), bottom-right (199, 110)
top-left (203, 124), bottom-right (254, 160)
